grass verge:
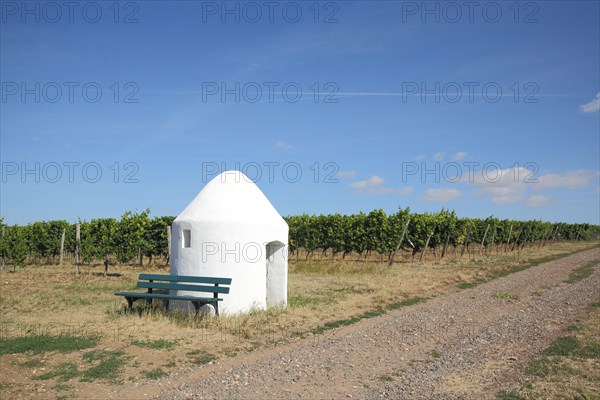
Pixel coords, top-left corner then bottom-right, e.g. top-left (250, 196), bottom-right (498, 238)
top-left (498, 302), bottom-right (600, 399)
top-left (460, 252), bottom-right (573, 289)
top-left (0, 335), bottom-right (99, 355)
top-left (565, 260), bottom-right (598, 284)
top-left (309, 297), bottom-right (428, 336)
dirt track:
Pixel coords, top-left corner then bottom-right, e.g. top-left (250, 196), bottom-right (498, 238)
top-left (112, 248), bottom-right (599, 400)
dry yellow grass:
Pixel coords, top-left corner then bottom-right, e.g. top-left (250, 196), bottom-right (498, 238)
top-left (0, 241), bottom-right (597, 398)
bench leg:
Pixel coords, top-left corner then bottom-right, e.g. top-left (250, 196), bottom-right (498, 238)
top-left (214, 301), bottom-right (219, 316)
top-left (125, 297), bottom-right (133, 310)
top-left (191, 301), bottom-right (201, 319)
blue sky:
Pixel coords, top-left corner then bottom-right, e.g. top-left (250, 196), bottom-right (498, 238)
top-left (1, 0), bottom-right (599, 225)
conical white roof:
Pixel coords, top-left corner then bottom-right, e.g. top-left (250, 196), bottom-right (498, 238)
top-left (175, 170), bottom-right (287, 229)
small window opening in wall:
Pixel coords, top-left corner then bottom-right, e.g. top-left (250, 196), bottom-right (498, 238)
top-left (182, 229), bottom-right (191, 248)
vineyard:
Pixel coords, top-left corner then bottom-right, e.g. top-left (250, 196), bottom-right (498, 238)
top-left (1, 208), bottom-right (598, 273)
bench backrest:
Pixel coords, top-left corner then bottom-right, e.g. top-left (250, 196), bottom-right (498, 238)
top-left (137, 274), bottom-right (231, 295)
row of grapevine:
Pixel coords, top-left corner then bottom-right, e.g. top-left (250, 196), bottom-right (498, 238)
top-left (285, 208), bottom-right (600, 262)
top-left (0, 210), bottom-right (174, 274)
top-left (1, 208), bottom-right (598, 271)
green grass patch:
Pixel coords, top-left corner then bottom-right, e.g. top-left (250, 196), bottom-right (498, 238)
top-left (458, 252), bottom-right (574, 290)
top-left (82, 349), bottom-right (125, 363)
top-left (33, 362), bottom-right (80, 382)
top-left (378, 375), bottom-right (393, 382)
top-left (458, 281), bottom-right (484, 289)
top-left (311, 308), bottom-right (385, 335)
top-left (142, 368), bottom-right (168, 380)
top-left (287, 294), bottom-right (315, 308)
top-left (496, 389), bottom-right (525, 400)
top-left (333, 286), bottom-right (355, 293)
top-left (191, 354), bottom-right (216, 365)
top-left (186, 349), bottom-right (216, 365)
top-left (565, 260), bottom-right (598, 284)
top-left (360, 308), bottom-right (386, 319)
top-left (523, 357), bottom-right (562, 377)
top-left (592, 301), bottom-right (600, 308)
top-left (543, 336), bottom-right (581, 357)
top-left (429, 350), bottom-right (442, 359)
top-left (542, 336), bottom-right (599, 359)
top-left (386, 297), bottom-right (428, 310)
top-left (52, 383), bottom-right (72, 392)
top-left (308, 297), bottom-right (427, 336)
top-left (130, 339), bottom-right (179, 350)
top-left (0, 335), bottom-right (99, 355)
top-left (12, 358), bottom-right (43, 368)
top-left (492, 293), bottom-right (519, 300)
top-left (311, 317), bottom-right (356, 334)
top-left (524, 335), bottom-right (600, 379)
top-left (80, 349), bottom-right (130, 383)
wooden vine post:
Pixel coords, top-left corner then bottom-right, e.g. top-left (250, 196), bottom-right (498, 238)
top-left (489, 227), bottom-right (497, 255)
top-left (478, 224), bottom-right (490, 255)
top-left (59, 228), bottom-right (65, 267)
top-left (505, 224), bottom-right (513, 252)
top-left (75, 223), bottom-right (81, 274)
top-left (441, 232), bottom-right (450, 259)
top-left (388, 218), bottom-right (410, 267)
top-left (460, 225), bottom-right (472, 258)
top-left (167, 226), bottom-right (172, 265)
top-left (1, 225), bottom-right (5, 273)
top-left (420, 228), bottom-right (435, 263)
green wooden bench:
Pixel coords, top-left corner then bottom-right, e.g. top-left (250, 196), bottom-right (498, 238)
top-left (115, 274), bottom-right (231, 317)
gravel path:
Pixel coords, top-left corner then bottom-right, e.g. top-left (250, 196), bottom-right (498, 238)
top-left (117, 248), bottom-right (600, 400)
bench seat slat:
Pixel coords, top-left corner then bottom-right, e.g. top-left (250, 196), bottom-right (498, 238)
top-left (137, 281), bottom-right (230, 294)
top-left (138, 274), bottom-right (231, 285)
top-left (114, 291), bottom-right (223, 302)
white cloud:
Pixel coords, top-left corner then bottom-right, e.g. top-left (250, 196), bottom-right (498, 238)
top-left (423, 188), bottom-right (461, 202)
top-left (579, 93), bottom-right (600, 113)
top-left (414, 155), bottom-right (426, 161)
top-left (275, 140), bottom-right (292, 149)
top-left (450, 151), bottom-right (467, 161)
top-left (374, 186), bottom-right (414, 195)
top-left (536, 170), bottom-right (598, 190)
top-left (462, 166), bottom-right (598, 205)
top-left (526, 195), bottom-right (551, 207)
top-left (336, 170), bottom-right (356, 179)
top-left (465, 166), bottom-right (532, 204)
top-left (348, 175), bottom-right (413, 196)
top-left (349, 175), bottom-right (384, 189)
top-left (433, 152), bottom-right (445, 161)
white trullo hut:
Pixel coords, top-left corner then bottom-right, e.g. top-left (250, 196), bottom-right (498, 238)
top-left (170, 170), bottom-right (288, 315)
